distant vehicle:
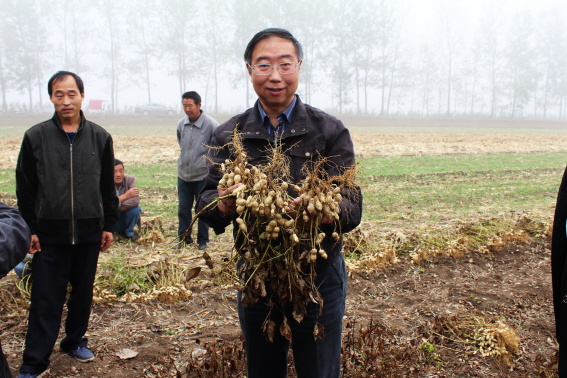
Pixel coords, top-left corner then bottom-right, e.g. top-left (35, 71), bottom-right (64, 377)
top-left (89, 99), bottom-right (110, 114)
top-left (135, 103), bottom-right (176, 115)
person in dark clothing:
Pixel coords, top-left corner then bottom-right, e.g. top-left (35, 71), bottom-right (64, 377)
top-left (15, 71), bottom-right (119, 378)
top-left (196, 29), bottom-right (362, 378)
top-left (0, 202), bottom-right (31, 378)
top-left (552, 167), bottom-right (567, 377)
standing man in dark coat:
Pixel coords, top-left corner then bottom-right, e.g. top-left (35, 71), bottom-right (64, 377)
top-left (196, 28), bottom-right (362, 378)
top-left (0, 202), bottom-right (31, 378)
top-left (552, 168), bottom-right (567, 377)
top-left (15, 71), bottom-right (119, 378)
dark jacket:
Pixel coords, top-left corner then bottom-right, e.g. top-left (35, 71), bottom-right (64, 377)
top-left (0, 202), bottom-right (30, 279)
top-left (16, 112), bottom-right (120, 245)
top-left (552, 167), bottom-right (567, 376)
top-left (196, 97), bottom-right (362, 267)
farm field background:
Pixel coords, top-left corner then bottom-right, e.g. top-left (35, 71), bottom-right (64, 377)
top-left (0, 116), bottom-right (565, 377)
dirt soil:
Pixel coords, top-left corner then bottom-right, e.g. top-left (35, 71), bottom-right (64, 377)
top-left (1, 240), bottom-right (557, 377)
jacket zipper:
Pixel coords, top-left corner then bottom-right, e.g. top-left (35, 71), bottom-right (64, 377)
top-left (69, 141), bottom-right (75, 244)
top-left (65, 130), bottom-right (81, 244)
top-left (60, 120), bottom-right (83, 244)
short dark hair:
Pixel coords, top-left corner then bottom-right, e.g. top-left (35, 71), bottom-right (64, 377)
top-left (182, 91), bottom-right (201, 105)
top-left (114, 159), bottom-right (124, 168)
top-left (47, 71), bottom-right (84, 97)
top-left (244, 28), bottom-right (303, 65)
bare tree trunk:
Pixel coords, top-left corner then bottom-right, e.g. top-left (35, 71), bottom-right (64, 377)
top-left (386, 29), bottom-right (401, 116)
top-left (36, 57), bottom-right (42, 111)
top-left (213, 44), bottom-right (218, 113)
top-left (410, 81), bottom-right (415, 114)
top-left (543, 64), bottom-right (550, 120)
top-left (511, 65), bottom-right (517, 119)
top-left (35, 34), bottom-right (43, 111)
top-left (446, 56), bottom-right (452, 116)
top-left (27, 80), bottom-right (33, 113)
top-left (470, 69), bottom-right (477, 115)
top-left (438, 86), bottom-right (442, 116)
top-left (338, 44), bottom-right (343, 114)
top-left (204, 62), bottom-right (212, 110)
top-left (355, 61), bottom-right (360, 115)
top-left (63, 6), bottom-right (69, 70)
top-left (141, 17), bottom-right (151, 103)
top-left (246, 79), bottom-right (249, 109)
top-left (110, 32), bottom-right (115, 113)
top-left (380, 44), bottom-right (386, 115)
top-left (363, 44), bottom-right (370, 115)
top-left (17, 23), bottom-right (33, 111)
top-left (72, 5), bottom-right (81, 74)
top-left (490, 52), bottom-right (496, 118)
top-left (0, 41), bottom-right (6, 112)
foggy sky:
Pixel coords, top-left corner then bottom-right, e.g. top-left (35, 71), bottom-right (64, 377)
top-left (1, 0), bottom-right (566, 118)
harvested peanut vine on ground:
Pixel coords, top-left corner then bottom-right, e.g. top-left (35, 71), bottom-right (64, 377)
top-left (185, 129), bottom-right (359, 342)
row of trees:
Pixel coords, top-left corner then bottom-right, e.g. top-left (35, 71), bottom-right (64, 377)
top-left (0, 0), bottom-right (566, 119)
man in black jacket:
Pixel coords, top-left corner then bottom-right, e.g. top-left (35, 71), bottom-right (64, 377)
top-left (15, 71), bottom-right (119, 378)
top-left (0, 202), bottom-right (31, 378)
top-left (552, 168), bottom-right (567, 377)
top-left (196, 29), bottom-right (362, 378)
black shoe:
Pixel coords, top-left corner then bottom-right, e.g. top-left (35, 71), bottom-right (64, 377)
top-left (114, 232), bottom-right (127, 242)
top-left (128, 234), bottom-right (141, 243)
top-left (198, 243), bottom-right (209, 250)
top-left (173, 240), bottom-right (191, 250)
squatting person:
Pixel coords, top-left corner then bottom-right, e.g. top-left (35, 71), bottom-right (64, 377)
top-left (113, 159), bottom-right (142, 242)
top-left (196, 28), bottom-right (362, 377)
top-left (176, 91), bottom-right (219, 250)
top-left (552, 168), bottom-right (567, 377)
top-left (15, 71), bottom-right (119, 378)
top-left (0, 202), bottom-right (31, 378)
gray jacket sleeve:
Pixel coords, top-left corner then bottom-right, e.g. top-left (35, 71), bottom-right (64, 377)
top-left (0, 202), bottom-right (31, 279)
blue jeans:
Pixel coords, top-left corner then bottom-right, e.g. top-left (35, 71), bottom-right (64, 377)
top-left (112, 206), bottom-right (141, 237)
top-left (238, 254), bottom-right (347, 378)
top-left (178, 178), bottom-right (209, 244)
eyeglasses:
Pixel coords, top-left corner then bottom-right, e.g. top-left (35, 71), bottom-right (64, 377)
top-left (248, 62), bottom-right (301, 76)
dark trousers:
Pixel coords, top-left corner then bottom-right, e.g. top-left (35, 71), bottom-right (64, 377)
top-left (178, 178), bottom-right (209, 244)
top-left (0, 340), bottom-right (11, 378)
top-left (238, 254), bottom-right (347, 378)
top-left (112, 206), bottom-right (141, 237)
top-left (20, 242), bottom-right (100, 374)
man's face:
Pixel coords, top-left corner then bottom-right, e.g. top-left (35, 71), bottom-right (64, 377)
top-left (50, 75), bottom-right (84, 120)
top-left (114, 164), bottom-right (125, 186)
top-left (183, 98), bottom-right (201, 119)
top-left (248, 36), bottom-right (301, 112)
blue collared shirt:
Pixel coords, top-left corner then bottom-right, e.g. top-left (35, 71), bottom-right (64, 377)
top-left (116, 180), bottom-right (124, 198)
top-left (257, 95), bottom-right (297, 139)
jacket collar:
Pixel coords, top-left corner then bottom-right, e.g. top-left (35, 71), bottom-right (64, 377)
top-left (51, 110), bottom-right (86, 132)
top-left (184, 110), bottom-right (205, 129)
top-left (242, 96), bottom-right (309, 140)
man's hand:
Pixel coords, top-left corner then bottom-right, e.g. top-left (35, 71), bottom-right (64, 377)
top-left (125, 188), bottom-right (140, 199)
top-left (100, 231), bottom-right (113, 252)
top-left (285, 197), bottom-right (334, 228)
top-left (217, 183), bottom-right (243, 216)
top-left (29, 235), bottom-right (41, 254)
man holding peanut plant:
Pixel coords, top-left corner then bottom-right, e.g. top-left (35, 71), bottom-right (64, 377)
top-left (196, 28), bottom-right (362, 378)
